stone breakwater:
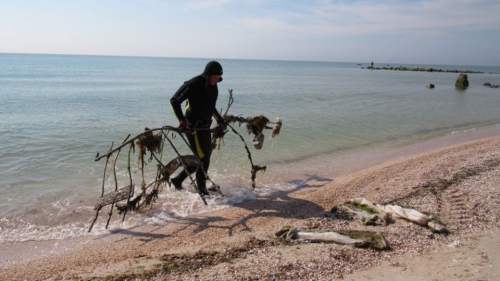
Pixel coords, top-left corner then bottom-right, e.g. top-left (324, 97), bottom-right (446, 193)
top-left (365, 65), bottom-right (484, 74)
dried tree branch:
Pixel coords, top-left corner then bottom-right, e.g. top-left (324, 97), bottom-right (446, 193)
top-left (89, 90), bottom-right (282, 230)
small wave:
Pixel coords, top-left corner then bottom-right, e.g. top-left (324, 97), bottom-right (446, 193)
top-left (0, 184), bottom-right (274, 243)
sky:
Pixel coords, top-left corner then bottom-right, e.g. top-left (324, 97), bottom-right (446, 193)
top-left (1, 0), bottom-right (499, 66)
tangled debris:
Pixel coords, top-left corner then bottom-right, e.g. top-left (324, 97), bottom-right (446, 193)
top-left (88, 90), bottom-right (282, 231)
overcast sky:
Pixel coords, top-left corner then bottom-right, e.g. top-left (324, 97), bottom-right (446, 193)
top-left (1, 0), bottom-right (499, 66)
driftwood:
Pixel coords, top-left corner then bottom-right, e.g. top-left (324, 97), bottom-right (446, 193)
top-left (331, 198), bottom-right (447, 233)
top-left (377, 203), bottom-right (447, 233)
top-left (158, 155), bottom-right (203, 183)
top-left (94, 184), bottom-right (135, 211)
top-left (275, 197), bottom-right (447, 251)
top-left (276, 226), bottom-right (388, 250)
top-left (331, 202), bottom-right (388, 226)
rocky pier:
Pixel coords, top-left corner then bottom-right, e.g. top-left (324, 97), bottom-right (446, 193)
top-left (364, 65), bottom-right (483, 74)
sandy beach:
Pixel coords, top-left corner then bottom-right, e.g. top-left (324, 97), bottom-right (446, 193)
top-left (2, 127), bottom-right (500, 280)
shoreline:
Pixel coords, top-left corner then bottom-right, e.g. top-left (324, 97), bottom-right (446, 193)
top-left (1, 126), bottom-right (500, 280)
top-left (264, 124), bottom-right (500, 185)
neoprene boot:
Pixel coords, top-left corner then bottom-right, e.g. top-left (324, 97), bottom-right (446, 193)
top-left (171, 175), bottom-right (185, 191)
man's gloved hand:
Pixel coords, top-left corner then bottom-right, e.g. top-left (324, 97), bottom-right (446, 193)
top-left (217, 116), bottom-right (228, 126)
top-left (178, 120), bottom-right (191, 134)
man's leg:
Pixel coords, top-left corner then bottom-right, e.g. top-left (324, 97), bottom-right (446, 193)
top-left (171, 132), bottom-right (198, 191)
top-left (171, 166), bottom-right (196, 190)
top-left (195, 130), bottom-right (213, 195)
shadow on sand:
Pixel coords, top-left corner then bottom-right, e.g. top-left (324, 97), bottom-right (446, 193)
top-left (104, 173), bottom-right (334, 239)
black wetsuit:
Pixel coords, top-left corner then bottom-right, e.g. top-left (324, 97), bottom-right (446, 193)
top-left (170, 61), bottom-right (223, 194)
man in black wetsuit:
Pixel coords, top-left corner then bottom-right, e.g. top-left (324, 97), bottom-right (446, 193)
top-left (169, 61), bottom-right (224, 195)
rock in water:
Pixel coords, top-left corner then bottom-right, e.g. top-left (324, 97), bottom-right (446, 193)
top-left (455, 73), bottom-right (469, 89)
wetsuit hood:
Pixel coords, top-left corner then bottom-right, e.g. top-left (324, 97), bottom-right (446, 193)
top-left (202, 61), bottom-right (223, 82)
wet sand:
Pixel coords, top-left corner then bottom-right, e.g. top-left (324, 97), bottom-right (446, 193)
top-left (1, 126), bottom-right (500, 280)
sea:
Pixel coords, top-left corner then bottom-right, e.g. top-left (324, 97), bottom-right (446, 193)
top-left (1, 53), bottom-right (500, 243)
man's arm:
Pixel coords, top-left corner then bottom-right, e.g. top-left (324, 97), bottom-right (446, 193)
top-left (170, 83), bottom-right (189, 124)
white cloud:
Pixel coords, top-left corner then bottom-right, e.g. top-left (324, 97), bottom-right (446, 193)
top-left (236, 0), bottom-right (500, 37)
top-left (1, 0), bottom-right (499, 64)
top-left (184, 0), bottom-right (234, 10)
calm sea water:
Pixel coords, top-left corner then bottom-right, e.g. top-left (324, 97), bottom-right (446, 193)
top-left (1, 53), bottom-right (500, 242)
